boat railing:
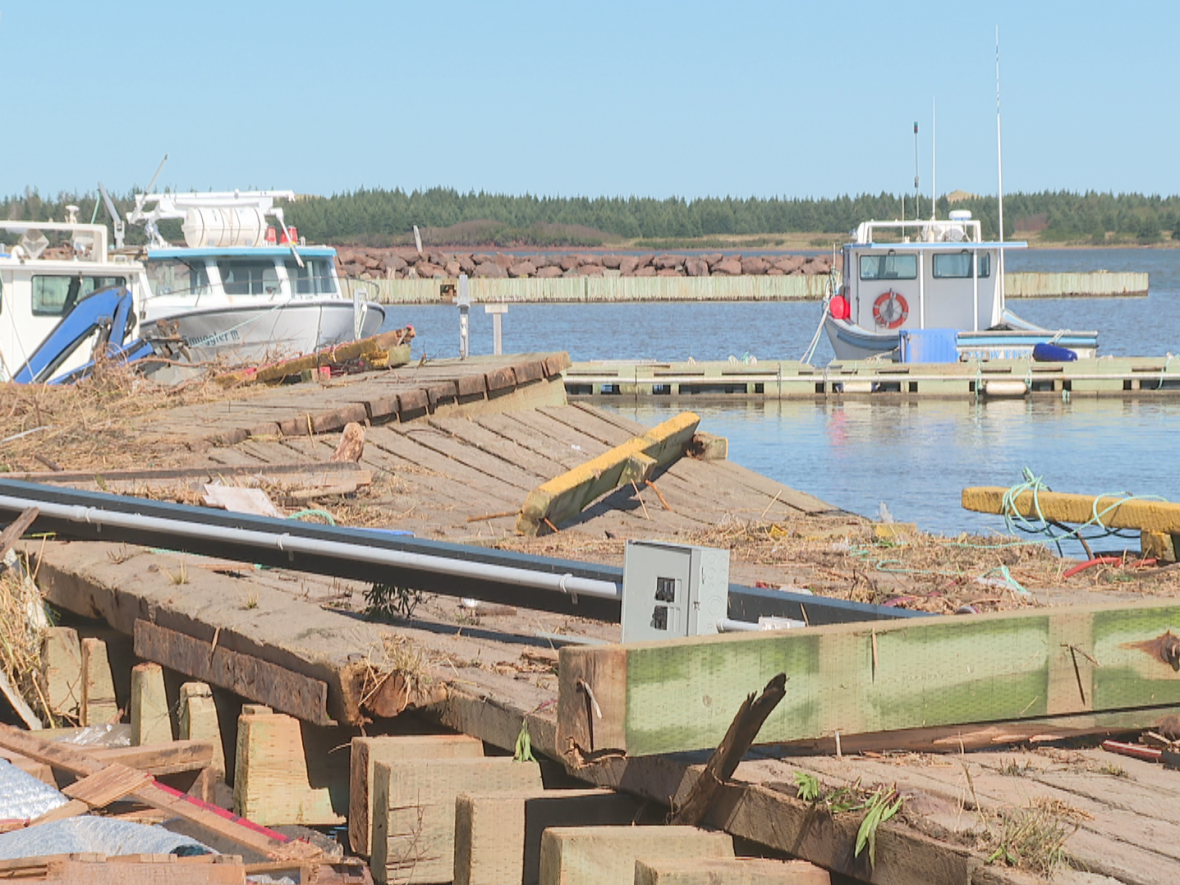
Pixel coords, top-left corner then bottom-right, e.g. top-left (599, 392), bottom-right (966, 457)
top-left (0, 220), bottom-right (110, 263)
top-left (855, 218), bottom-right (983, 245)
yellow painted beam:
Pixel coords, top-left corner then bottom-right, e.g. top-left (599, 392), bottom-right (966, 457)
top-left (962, 487), bottom-right (1180, 534)
top-left (516, 412), bottom-right (700, 535)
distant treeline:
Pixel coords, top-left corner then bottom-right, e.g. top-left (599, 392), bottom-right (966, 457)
top-left (3, 187), bottom-right (1179, 247)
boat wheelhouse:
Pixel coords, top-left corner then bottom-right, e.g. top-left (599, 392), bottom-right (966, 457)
top-left (128, 191), bottom-right (385, 364)
top-left (0, 214), bottom-right (150, 382)
top-left (823, 212), bottom-right (1098, 362)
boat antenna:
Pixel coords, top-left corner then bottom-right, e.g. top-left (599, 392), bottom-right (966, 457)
top-left (996, 27), bottom-right (1006, 303)
top-left (931, 98), bottom-right (937, 220)
top-left (913, 122), bottom-right (920, 220)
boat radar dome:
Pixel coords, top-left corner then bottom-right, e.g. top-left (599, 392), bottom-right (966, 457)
top-left (948, 210), bottom-right (973, 222)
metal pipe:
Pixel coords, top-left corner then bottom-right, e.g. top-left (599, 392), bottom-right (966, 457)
top-left (0, 493), bottom-right (621, 601)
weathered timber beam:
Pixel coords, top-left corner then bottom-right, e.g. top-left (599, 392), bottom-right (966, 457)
top-left (516, 411), bottom-right (701, 535)
top-left (963, 486), bottom-right (1180, 534)
top-left (134, 621), bottom-right (333, 727)
top-left (6, 461), bottom-right (369, 487)
top-left (557, 598), bottom-right (1180, 757)
top-left (217, 328), bottom-right (413, 385)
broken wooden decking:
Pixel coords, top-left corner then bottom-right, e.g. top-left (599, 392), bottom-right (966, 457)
top-left (13, 352), bottom-right (1180, 883)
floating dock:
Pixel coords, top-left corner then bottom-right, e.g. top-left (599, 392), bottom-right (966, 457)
top-left (565, 356), bottom-right (1180, 399)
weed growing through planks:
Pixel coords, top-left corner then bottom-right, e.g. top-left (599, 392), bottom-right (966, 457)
top-left (106, 544), bottom-right (133, 564)
top-left (998, 757), bottom-right (1032, 777)
top-left (164, 561), bottom-right (188, 585)
top-left (364, 582), bottom-right (425, 621)
top-left (1098, 762), bottom-right (1128, 778)
top-left (982, 797), bottom-right (1084, 876)
top-left (243, 590), bottom-right (259, 610)
top-left (792, 772), bottom-right (903, 869)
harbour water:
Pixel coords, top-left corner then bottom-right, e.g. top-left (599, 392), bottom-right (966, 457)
top-left (381, 247), bottom-right (1180, 543)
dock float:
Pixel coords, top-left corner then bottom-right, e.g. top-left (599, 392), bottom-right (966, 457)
top-left (565, 356), bottom-right (1180, 400)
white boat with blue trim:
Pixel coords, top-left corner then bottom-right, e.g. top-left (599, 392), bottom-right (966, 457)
top-left (822, 212), bottom-right (1098, 362)
top-left (128, 190), bottom-right (385, 364)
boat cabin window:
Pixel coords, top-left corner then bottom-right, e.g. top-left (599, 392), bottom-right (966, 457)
top-left (32, 275), bottom-right (127, 316)
top-left (218, 260), bottom-right (280, 296)
top-left (285, 258), bottom-right (337, 296)
top-left (148, 258), bottom-right (211, 297)
top-left (933, 252), bottom-right (992, 279)
top-left (859, 253), bottom-right (917, 281)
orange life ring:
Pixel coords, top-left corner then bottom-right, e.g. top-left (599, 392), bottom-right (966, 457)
top-left (872, 290), bottom-right (909, 329)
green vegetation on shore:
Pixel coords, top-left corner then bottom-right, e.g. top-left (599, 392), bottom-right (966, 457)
top-left (4, 186), bottom-right (1180, 249)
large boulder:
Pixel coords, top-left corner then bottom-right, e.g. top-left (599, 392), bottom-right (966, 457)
top-left (535, 265), bottom-right (563, 278)
top-left (773, 255), bottom-right (805, 273)
top-left (508, 261), bottom-right (536, 278)
top-left (656, 268), bottom-right (682, 277)
top-left (559, 254), bottom-right (582, 272)
top-left (654, 254), bottom-right (682, 270)
top-left (741, 256), bottom-right (770, 275)
top-left (416, 262), bottom-right (445, 278)
top-left (685, 257), bottom-right (709, 277)
top-left (381, 253), bottom-right (407, 273)
top-left (712, 257), bottom-right (742, 276)
top-left (635, 253), bottom-right (655, 269)
top-left (634, 265), bottom-right (657, 277)
top-left (457, 254), bottom-right (476, 274)
top-left (701, 253), bottom-right (723, 266)
top-left (473, 262), bottom-right (507, 278)
top-left (601, 253), bottom-right (623, 269)
top-left (492, 252), bottom-right (514, 269)
top-left (444, 260), bottom-right (462, 277)
top-left (579, 264), bottom-right (605, 277)
top-left (618, 255), bottom-right (640, 274)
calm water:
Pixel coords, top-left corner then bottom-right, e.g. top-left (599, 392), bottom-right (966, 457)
top-left (380, 248), bottom-right (1180, 539)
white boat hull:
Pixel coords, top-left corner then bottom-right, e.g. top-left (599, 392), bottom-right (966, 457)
top-left (144, 299), bottom-right (386, 364)
top-left (823, 314), bottom-right (1099, 362)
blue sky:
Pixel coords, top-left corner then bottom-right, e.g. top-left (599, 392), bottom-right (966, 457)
top-left (2, 1), bottom-right (1175, 201)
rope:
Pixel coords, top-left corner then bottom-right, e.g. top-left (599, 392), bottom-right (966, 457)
top-left (287, 508), bottom-right (336, 525)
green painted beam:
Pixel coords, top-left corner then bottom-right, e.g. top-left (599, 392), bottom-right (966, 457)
top-left (516, 412), bottom-right (700, 536)
top-left (557, 599), bottom-right (1180, 757)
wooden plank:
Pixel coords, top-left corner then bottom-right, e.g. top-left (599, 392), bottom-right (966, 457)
top-left (516, 412), bottom-right (700, 535)
top-left (366, 426), bottom-right (529, 503)
top-left (964, 486), bottom-right (1180, 533)
top-left (557, 598), bottom-right (1180, 757)
top-left (133, 621), bottom-right (333, 727)
top-left (429, 416), bottom-right (565, 480)
top-left (92, 740), bottom-right (215, 776)
top-left (31, 762), bottom-right (153, 825)
top-left (0, 722), bottom-right (317, 862)
top-left (399, 425), bottom-right (547, 492)
top-left (0, 507), bottom-right (38, 558)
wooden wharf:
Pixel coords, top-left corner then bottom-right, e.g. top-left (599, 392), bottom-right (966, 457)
top-left (565, 356), bottom-right (1180, 400)
top-left (8, 351), bottom-right (1180, 884)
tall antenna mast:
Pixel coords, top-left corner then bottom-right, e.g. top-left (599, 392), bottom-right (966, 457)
top-left (913, 122), bottom-right (920, 220)
top-left (996, 27), bottom-right (1006, 301)
top-left (931, 99), bottom-right (937, 220)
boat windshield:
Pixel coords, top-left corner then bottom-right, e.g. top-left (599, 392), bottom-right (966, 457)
top-left (933, 252), bottom-right (991, 279)
top-left (218, 259), bottom-right (280, 296)
top-left (147, 258), bottom-right (211, 298)
top-left (32, 275), bottom-right (127, 316)
top-left (285, 258), bottom-right (337, 296)
top-left (859, 254), bottom-right (917, 281)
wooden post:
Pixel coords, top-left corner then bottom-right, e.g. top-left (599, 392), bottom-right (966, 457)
top-left (80, 638), bottom-right (119, 726)
top-left (130, 663), bottom-right (172, 746)
top-left (179, 682), bottom-right (225, 779)
top-left (40, 627), bottom-right (82, 722)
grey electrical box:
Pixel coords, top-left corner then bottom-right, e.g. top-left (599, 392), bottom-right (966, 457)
top-left (621, 540), bottom-right (730, 643)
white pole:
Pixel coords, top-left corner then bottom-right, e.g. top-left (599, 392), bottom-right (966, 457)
top-left (996, 26), bottom-right (1006, 315)
top-left (932, 98), bottom-right (937, 220)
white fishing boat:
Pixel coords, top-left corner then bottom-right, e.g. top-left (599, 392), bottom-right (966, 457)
top-left (821, 212), bottom-right (1098, 362)
top-left (127, 190), bottom-right (385, 364)
top-left (0, 211), bottom-right (153, 383)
